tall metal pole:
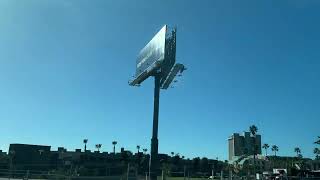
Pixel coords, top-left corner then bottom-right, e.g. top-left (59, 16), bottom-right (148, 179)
top-left (150, 74), bottom-right (160, 180)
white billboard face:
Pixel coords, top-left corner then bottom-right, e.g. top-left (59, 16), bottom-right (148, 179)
top-left (135, 25), bottom-right (167, 77)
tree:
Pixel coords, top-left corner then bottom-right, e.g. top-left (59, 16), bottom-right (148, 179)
top-left (249, 125), bottom-right (258, 136)
top-left (83, 139), bottom-right (88, 152)
top-left (249, 125), bottom-right (258, 175)
top-left (120, 150), bottom-right (130, 164)
top-left (314, 136), bottom-right (320, 145)
top-left (171, 152), bottom-right (174, 157)
top-left (294, 147), bottom-right (301, 157)
top-left (112, 141), bottom-right (117, 154)
top-left (136, 145), bottom-right (140, 154)
top-left (172, 154), bottom-right (181, 166)
top-left (160, 158), bottom-right (170, 178)
top-left (314, 136), bottom-right (320, 160)
top-left (192, 157), bottom-right (200, 173)
top-left (95, 144), bottom-right (102, 153)
top-left (314, 148), bottom-right (320, 160)
top-left (271, 145), bottom-right (279, 156)
top-left (262, 144), bottom-right (269, 156)
top-left (200, 157), bottom-right (209, 173)
top-left (143, 148), bottom-right (147, 154)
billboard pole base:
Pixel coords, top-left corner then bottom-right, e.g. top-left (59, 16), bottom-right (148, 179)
top-left (150, 74), bottom-right (160, 180)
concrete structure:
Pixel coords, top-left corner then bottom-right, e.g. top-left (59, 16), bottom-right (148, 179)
top-left (228, 132), bottom-right (262, 160)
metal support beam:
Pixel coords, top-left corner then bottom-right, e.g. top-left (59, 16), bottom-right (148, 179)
top-left (150, 74), bottom-right (160, 180)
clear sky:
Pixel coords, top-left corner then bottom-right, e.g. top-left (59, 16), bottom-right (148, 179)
top-left (0, 0), bottom-right (319, 160)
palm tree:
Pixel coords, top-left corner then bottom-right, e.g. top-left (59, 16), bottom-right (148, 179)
top-left (143, 148), bottom-right (147, 154)
top-left (136, 145), bottom-right (140, 154)
top-left (112, 141), bottom-right (117, 154)
top-left (249, 125), bottom-right (258, 155)
top-left (294, 147), bottom-right (301, 157)
top-left (262, 144), bottom-right (270, 156)
top-left (271, 145), bottom-right (279, 156)
top-left (249, 125), bottom-right (258, 136)
top-left (95, 144), bottom-right (102, 153)
top-left (83, 139), bottom-right (88, 152)
top-left (171, 152), bottom-right (174, 157)
top-left (315, 136), bottom-right (320, 145)
top-left (314, 148), bottom-right (320, 160)
top-left (249, 125), bottom-right (258, 174)
top-left (314, 136), bottom-right (320, 160)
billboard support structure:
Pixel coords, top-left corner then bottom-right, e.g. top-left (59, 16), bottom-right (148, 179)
top-left (150, 73), bottom-right (160, 180)
top-left (129, 25), bottom-right (186, 180)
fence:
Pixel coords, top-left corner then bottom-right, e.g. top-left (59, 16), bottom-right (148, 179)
top-left (0, 169), bottom-right (138, 180)
top-left (0, 168), bottom-right (68, 179)
top-left (1, 169), bottom-right (319, 180)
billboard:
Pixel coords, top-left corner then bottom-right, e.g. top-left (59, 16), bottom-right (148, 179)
top-left (129, 25), bottom-right (180, 87)
top-left (161, 63), bottom-right (184, 89)
top-left (135, 25), bottom-right (166, 79)
top-left (160, 27), bottom-right (176, 86)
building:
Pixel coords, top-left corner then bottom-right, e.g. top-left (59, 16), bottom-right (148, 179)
top-left (3, 143), bottom-right (227, 178)
top-left (228, 132), bottom-right (261, 160)
top-left (0, 150), bottom-right (9, 170)
top-left (9, 143), bottom-right (52, 171)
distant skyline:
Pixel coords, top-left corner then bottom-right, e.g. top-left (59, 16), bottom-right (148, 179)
top-left (0, 0), bottom-right (320, 160)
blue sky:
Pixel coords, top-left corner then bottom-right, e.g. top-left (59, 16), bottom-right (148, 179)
top-left (0, 0), bottom-right (319, 160)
